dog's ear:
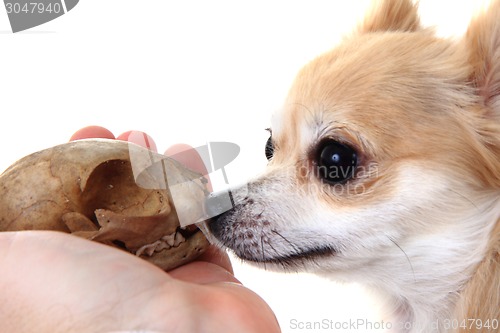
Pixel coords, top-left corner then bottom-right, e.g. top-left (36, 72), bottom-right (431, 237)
top-left (359, 0), bottom-right (420, 33)
top-left (465, 0), bottom-right (500, 189)
top-left (466, 0), bottom-right (500, 119)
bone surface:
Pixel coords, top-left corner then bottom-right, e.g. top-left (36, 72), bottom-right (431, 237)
top-left (0, 139), bottom-right (209, 271)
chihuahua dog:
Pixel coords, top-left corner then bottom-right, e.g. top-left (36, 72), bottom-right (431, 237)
top-left (209, 0), bottom-right (500, 332)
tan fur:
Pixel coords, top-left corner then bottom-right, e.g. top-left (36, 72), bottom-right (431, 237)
top-left (283, 27), bottom-right (496, 207)
top-left (456, 218), bottom-right (500, 332)
top-left (466, 1), bottom-right (500, 115)
top-left (359, 0), bottom-right (420, 33)
top-left (211, 1), bottom-right (500, 331)
top-left (284, 0), bottom-right (500, 326)
top-left (454, 1), bottom-right (500, 327)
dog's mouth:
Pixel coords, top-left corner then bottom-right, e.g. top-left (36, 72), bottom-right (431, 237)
top-left (236, 243), bottom-right (336, 266)
top-left (210, 212), bottom-right (337, 266)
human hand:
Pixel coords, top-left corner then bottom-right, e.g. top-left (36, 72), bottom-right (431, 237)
top-left (0, 126), bottom-right (280, 333)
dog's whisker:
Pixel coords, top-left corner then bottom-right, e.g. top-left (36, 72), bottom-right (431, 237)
top-left (449, 189), bottom-right (478, 210)
top-left (207, 0), bottom-right (500, 327)
top-left (266, 240), bottom-right (281, 264)
top-left (387, 236), bottom-right (416, 284)
top-left (271, 229), bottom-right (300, 254)
top-left (256, 209), bottom-right (265, 219)
top-left (260, 230), bottom-right (267, 271)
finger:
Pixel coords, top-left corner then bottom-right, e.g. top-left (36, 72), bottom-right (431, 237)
top-left (164, 144), bottom-right (213, 192)
top-left (69, 126), bottom-right (115, 141)
top-left (194, 245), bottom-right (233, 274)
top-left (208, 283), bottom-right (282, 333)
top-left (168, 261), bottom-right (240, 284)
top-left (117, 130), bottom-right (158, 152)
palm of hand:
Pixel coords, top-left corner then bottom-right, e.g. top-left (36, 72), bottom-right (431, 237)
top-left (0, 127), bottom-right (280, 333)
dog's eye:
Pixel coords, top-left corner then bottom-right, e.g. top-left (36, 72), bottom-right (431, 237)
top-left (265, 135), bottom-right (274, 160)
top-left (316, 140), bottom-right (357, 183)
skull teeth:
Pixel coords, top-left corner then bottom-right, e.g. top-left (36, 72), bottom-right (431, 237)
top-left (135, 230), bottom-right (186, 257)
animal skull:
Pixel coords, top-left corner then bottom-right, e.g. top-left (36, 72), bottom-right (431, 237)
top-left (0, 139), bottom-right (210, 271)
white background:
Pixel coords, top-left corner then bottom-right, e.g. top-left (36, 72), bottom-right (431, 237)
top-left (0, 1), bottom-right (489, 332)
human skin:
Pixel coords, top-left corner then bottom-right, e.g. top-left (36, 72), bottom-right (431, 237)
top-left (0, 126), bottom-right (280, 333)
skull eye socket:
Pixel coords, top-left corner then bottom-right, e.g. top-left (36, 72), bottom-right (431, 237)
top-left (316, 139), bottom-right (358, 183)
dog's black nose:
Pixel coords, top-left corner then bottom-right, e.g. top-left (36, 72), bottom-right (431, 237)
top-left (205, 190), bottom-right (235, 220)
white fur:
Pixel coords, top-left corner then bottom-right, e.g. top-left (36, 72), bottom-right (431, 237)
top-left (208, 1), bottom-right (500, 331)
top-left (211, 162), bottom-right (499, 332)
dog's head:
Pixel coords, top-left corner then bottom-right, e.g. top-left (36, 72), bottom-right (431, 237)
top-left (209, 0), bottom-right (500, 290)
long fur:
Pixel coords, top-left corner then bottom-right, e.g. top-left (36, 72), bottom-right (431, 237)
top-left (209, 1), bottom-right (500, 332)
top-left (454, 1), bottom-right (500, 330)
